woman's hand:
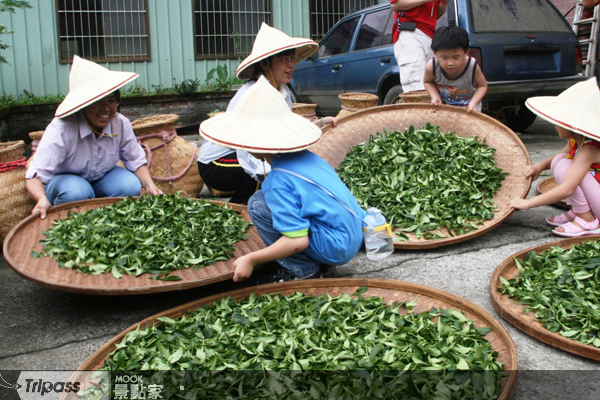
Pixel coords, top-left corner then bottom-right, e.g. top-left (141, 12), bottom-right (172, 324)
top-left (322, 116), bottom-right (337, 127)
top-left (32, 197), bottom-right (51, 219)
top-left (233, 255), bottom-right (255, 282)
top-left (145, 183), bottom-right (164, 196)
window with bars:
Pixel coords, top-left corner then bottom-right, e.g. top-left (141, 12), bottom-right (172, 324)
top-left (310, 0), bottom-right (378, 42)
top-left (57, 0), bottom-right (150, 63)
top-left (193, 0), bottom-right (272, 60)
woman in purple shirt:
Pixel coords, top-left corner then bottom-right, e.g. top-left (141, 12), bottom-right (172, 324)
top-left (26, 56), bottom-right (162, 219)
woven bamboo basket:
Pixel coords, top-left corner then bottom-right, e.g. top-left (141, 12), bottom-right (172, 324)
top-left (26, 130), bottom-right (45, 169)
top-left (312, 103), bottom-right (532, 249)
top-left (2, 197), bottom-right (265, 295)
top-left (64, 278), bottom-right (517, 400)
top-left (292, 102), bottom-right (318, 119)
top-left (490, 236), bottom-right (600, 361)
top-left (336, 92), bottom-right (379, 119)
top-left (0, 140), bottom-right (34, 242)
top-left (536, 176), bottom-right (568, 208)
top-left (130, 114), bottom-right (204, 197)
top-left (0, 140), bottom-right (26, 163)
top-left (399, 90), bottom-right (431, 104)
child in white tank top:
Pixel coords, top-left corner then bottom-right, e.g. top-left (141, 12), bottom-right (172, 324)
top-left (423, 26), bottom-right (487, 113)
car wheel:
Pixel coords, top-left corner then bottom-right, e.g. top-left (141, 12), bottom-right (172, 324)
top-left (504, 104), bottom-right (537, 132)
top-left (383, 85), bottom-right (404, 105)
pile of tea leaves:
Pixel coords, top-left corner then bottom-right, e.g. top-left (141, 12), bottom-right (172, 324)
top-left (30, 194), bottom-right (250, 280)
top-left (89, 289), bottom-right (505, 399)
top-left (337, 124), bottom-right (508, 240)
top-left (499, 239), bottom-right (600, 346)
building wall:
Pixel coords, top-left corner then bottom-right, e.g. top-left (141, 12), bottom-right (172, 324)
top-left (0, 0), bottom-right (341, 98)
top-left (0, 0), bottom-right (581, 98)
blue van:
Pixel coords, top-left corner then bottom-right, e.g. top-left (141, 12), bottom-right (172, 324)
top-left (290, 0), bottom-right (586, 130)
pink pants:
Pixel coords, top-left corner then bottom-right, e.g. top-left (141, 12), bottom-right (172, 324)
top-left (551, 153), bottom-right (600, 217)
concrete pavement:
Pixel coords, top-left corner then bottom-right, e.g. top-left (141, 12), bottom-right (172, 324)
top-left (1, 118), bottom-right (598, 399)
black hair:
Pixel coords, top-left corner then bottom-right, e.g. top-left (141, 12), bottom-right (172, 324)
top-left (249, 49), bottom-right (297, 81)
top-left (431, 26), bottom-right (470, 52)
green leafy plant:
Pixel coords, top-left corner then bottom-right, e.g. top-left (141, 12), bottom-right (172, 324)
top-left (228, 30), bottom-right (252, 60)
top-left (337, 124), bottom-right (508, 240)
top-left (88, 290), bottom-right (504, 399)
top-left (205, 64), bottom-right (243, 92)
top-left (174, 78), bottom-right (202, 95)
top-left (0, 0), bottom-right (31, 63)
top-left (30, 194), bottom-right (250, 281)
top-left (0, 91), bottom-right (64, 106)
top-left (499, 239), bottom-right (600, 347)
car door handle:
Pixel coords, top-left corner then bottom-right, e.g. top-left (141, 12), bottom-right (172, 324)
top-left (380, 56), bottom-right (391, 63)
top-left (332, 64), bottom-right (342, 71)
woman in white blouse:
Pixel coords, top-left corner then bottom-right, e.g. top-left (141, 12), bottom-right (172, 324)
top-left (197, 23), bottom-right (336, 204)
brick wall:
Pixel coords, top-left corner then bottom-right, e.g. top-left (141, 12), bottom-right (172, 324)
top-left (551, 0), bottom-right (579, 25)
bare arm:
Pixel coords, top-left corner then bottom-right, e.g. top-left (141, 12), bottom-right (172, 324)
top-left (423, 59), bottom-right (442, 105)
top-left (133, 165), bottom-right (163, 195)
top-left (438, 0), bottom-right (450, 18)
top-left (510, 145), bottom-right (598, 210)
top-left (390, 0), bottom-right (436, 12)
top-left (26, 177), bottom-right (51, 219)
top-left (526, 142), bottom-right (571, 181)
top-left (232, 235), bottom-right (309, 282)
top-left (467, 65), bottom-right (488, 113)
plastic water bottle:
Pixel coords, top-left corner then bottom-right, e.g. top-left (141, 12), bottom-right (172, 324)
top-left (363, 207), bottom-right (394, 261)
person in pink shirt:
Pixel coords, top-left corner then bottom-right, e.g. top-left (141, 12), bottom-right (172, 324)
top-left (390, 0), bottom-right (450, 93)
top-left (26, 56), bottom-right (162, 219)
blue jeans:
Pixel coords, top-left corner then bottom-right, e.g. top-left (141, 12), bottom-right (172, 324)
top-left (45, 166), bottom-right (142, 205)
top-left (248, 190), bottom-right (319, 278)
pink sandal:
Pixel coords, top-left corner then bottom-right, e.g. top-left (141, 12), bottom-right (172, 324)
top-left (546, 210), bottom-right (576, 227)
top-left (552, 216), bottom-right (600, 237)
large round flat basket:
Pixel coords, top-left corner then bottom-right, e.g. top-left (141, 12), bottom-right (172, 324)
top-left (65, 278), bottom-right (517, 400)
top-left (313, 104), bottom-right (531, 249)
top-left (2, 197), bottom-right (264, 295)
top-left (536, 177), bottom-right (568, 209)
top-left (490, 236), bottom-right (600, 361)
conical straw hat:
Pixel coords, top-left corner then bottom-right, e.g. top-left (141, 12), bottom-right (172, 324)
top-left (199, 76), bottom-right (322, 153)
top-left (526, 78), bottom-right (600, 141)
top-left (55, 56), bottom-right (138, 118)
top-left (236, 23), bottom-right (318, 80)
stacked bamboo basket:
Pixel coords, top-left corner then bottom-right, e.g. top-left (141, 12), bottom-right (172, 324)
top-left (399, 90), bottom-right (431, 104)
top-left (129, 114), bottom-right (204, 198)
top-left (292, 103), bottom-right (317, 120)
top-left (0, 140), bottom-right (33, 241)
top-left (336, 92), bottom-right (379, 119)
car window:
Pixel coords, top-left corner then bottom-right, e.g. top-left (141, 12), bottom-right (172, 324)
top-left (317, 17), bottom-right (359, 58)
top-left (354, 9), bottom-right (394, 51)
top-left (469, 0), bottom-right (572, 33)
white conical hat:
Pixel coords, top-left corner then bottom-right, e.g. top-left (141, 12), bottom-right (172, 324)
top-left (55, 56), bottom-right (138, 118)
top-left (236, 23), bottom-right (318, 80)
top-left (526, 78), bottom-right (600, 141)
top-left (199, 76), bottom-right (322, 153)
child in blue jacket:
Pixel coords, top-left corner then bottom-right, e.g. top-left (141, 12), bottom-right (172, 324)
top-left (199, 76), bottom-right (366, 284)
